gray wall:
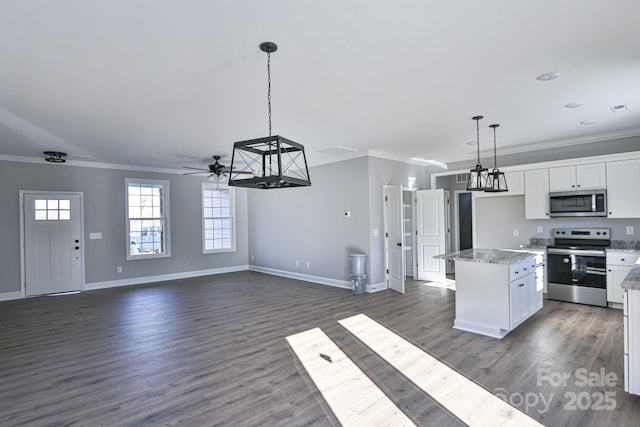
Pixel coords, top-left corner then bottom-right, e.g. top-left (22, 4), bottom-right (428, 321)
top-left (246, 155), bottom-right (427, 287)
top-left (0, 160), bottom-right (248, 294)
top-left (474, 195), bottom-right (640, 248)
top-left (247, 156), bottom-right (370, 283)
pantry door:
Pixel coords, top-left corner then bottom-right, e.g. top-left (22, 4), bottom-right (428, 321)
top-left (23, 192), bottom-right (83, 296)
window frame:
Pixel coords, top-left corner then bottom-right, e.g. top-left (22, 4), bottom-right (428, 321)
top-left (125, 178), bottom-right (171, 261)
top-left (201, 183), bottom-right (236, 254)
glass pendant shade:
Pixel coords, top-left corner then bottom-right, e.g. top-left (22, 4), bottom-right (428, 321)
top-left (483, 123), bottom-right (508, 192)
top-left (466, 116), bottom-right (490, 191)
top-left (485, 169), bottom-right (508, 192)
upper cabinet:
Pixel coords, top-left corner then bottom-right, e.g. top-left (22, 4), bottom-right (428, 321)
top-left (607, 158), bottom-right (640, 218)
top-left (548, 163), bottom-right (606, 192)
top-left (524, 169), bottom-right (550, 219)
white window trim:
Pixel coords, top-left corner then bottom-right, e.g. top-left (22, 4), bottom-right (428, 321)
top-left (126, 178), bottom-right (171, 261)
top-left (202, 183), bottom-right (236, 254)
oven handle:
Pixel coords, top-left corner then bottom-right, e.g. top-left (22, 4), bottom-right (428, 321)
top-left (547, 248), bottom-right (606, 257)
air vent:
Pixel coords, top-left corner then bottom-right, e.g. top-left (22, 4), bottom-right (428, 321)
top-left (610, 104), bottom-right (628, 113)
top-left (456, 173), bottom-right (470, 184)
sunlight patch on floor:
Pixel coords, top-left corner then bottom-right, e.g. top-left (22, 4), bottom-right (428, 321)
top-left (338, 313), bottom-right (542, 427)
top-left (421, 279), bottom-right (456, 291)
top-left (286, 327), bottom-right (416, 426)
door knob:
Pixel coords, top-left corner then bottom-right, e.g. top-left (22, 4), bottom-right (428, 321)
top-left (397, 243), bottom-right (402, 247)
top-left (75, 246), bottom-right (80, 250)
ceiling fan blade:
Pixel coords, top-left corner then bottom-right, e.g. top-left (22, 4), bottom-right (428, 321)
top-left (182, 166), bottom-right (209, 171)
top-left (183, 171), bottom-right (208, 175)
top-left (230, 170), bottom-right (255, 175)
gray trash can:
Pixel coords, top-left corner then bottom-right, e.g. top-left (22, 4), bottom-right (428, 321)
top-left (350, 254), bottom-right (367, 294)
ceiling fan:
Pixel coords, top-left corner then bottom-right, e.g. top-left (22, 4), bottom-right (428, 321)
top-left (182, 155), bottom-right (252, 181)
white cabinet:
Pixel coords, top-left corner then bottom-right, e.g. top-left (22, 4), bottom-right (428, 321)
top-left (548, 163), bottom-right (606, 192)
top-left (606, 158), bottom-right (640, 218)
top-left (524, 169), bottom-right (550, 219)
top-left (454, 255), bottom-right (542, 338)
top-left (624, 289), bottom-right (640, 395)
top-left (607, 252), bottom-right (640, 304)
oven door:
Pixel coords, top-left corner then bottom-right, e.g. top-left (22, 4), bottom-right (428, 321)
top-left (547, 249), bottom-right (607, 306)
top-left (547, 249), bottom-right (606, 288)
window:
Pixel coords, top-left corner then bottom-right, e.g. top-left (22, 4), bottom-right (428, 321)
top-left (35, 199), bottom-right (71, 221)
top-left (202, 184), bottom-right (235, 253)
top-left (126, 179), bottom-right (170, 259)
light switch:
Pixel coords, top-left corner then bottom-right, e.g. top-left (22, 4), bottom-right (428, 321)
top-left (537, 226), bottom-right (543, 233)
top-left (627, 226), bottom-right (635, 235)
top-left (513, 229), bottom-right (519, 237)
top-left (89, 232), bottom-right (102, 240)
top-left (344, 210), bottom-right (351, 218)
top-left (373, 228), bottom-right (379, 237)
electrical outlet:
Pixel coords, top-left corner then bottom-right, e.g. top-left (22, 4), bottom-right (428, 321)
top-left (537, 226), bottom-right (543, 233)
top-left (627, 226), bottom-right (635, 235)
top-left (117, 266), bottom-right (122, 273)
top-left (306, 261), bottom-right (311, 268)
top-left (513, 229), bottom-right (519, 237)
top-left (296, 260), bottom-right (300, 267)
top-left (251, 254), bottom-right (255, 261)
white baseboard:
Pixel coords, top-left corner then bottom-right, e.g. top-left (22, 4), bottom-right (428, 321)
top-left (0, 291), bottom-right (24, 301)
top-left (249, 265), bottom-right (351, 289)
top-left (84, 265), bottom-right (250, 291)
top-left (367, 282), bottom-right (387, 293)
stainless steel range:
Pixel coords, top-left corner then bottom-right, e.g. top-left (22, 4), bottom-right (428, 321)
top-left (546, 228), bottom-right (610, 307)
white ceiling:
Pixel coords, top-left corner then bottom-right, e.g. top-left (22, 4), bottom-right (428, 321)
top-left (1, 1), bottom-right (639, 171)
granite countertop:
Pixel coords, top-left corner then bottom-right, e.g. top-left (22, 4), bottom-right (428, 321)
top-left (608, 240), bottom-right (640, 252)
top-left (622, 258), bottom-right (640, 291)
top-left (434, 248), bottom-right (536, 265)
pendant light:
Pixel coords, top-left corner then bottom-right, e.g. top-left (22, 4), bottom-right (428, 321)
top-left (466, 116), bottom-right (490, 191)
top-left (228, 42), bottom-right (311, 189)
top-left (484, 124), bottom-right (508, 192)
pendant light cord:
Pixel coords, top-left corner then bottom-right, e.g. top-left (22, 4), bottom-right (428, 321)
top-left (267, 50), bottom-right (272, 137)
top-left (476, 117), bottom-right (481, 164)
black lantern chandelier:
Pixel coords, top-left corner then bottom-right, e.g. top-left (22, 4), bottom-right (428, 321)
top-left (484, 124), bottom-right (508, 192)
top-left (228, 42), bottom-right (311, 189)
top-left (466, 116), bottom-right (490, 191)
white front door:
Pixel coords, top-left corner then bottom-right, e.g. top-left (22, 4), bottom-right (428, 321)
top-left (384, 186), bottom-right (405, 294)
top-left (416, 189), bottom-right (446, 282)
top-left (23, 193), bottom-right (83, 296)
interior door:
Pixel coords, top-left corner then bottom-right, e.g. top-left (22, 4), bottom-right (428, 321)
top-left (24, 193), bottom-right (83, 296)
top-left (384, 186), bottom-right (405, 294)
top-left (416, 189), bottom-right (446, 282)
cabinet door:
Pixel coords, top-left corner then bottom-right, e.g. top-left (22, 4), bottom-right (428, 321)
top-left (608, 265), bottom-right (631, 304)
top-left (549, 166), bottom-right (576, 192)
top-left (576, 163), bottom-right (606, 190)
top-left (607, 158), bottom-right (640, 218)
top-left (524, 169), bottom-right (550, 219)
top-left (528, 272), bottom-right (543, 313)
top-left (510, 279), bottom-right (528, 329)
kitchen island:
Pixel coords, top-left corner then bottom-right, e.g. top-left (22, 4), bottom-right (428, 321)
top-left (435, 249), bottom-right (543, 339)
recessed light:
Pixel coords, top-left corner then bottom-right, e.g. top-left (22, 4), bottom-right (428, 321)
top-left (580, 120), bottom-right (597, 125)
top-left (564, 102), bottom-right (584, 109)
top-left (610, 104), bottom-right (629, 113)
top-left (536, 71), bottom-right (560, 81)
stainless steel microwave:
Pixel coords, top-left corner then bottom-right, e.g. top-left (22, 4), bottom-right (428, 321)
top-left (549, 190), bottom-right (607, 217)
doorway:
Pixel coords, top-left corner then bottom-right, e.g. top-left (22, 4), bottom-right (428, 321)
top-left (21, 191), bottom-right (84, 296)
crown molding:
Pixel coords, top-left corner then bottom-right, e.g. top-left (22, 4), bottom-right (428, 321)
top-left (0, 154), bottom-right (188, 175)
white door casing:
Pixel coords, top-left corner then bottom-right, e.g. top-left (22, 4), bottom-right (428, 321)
top-left (384, 186), bottom-right (405, 294)
top-left (22, 192), bottom-right (84, 296)
top-left (416, 189), bottom-right (446, 282)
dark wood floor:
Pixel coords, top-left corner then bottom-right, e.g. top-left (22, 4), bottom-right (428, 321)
top-left (1, 272), bottom-right (639, 426)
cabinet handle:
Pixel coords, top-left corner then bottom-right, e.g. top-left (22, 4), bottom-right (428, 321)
top-left (608, 269), bottom-right (612, 272)
top-left (519, 283), bottom-right (525, 287)
top-left (622, 259), bottom-right (625, 262)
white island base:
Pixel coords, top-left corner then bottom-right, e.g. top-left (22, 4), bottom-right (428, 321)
top-left (453, 255), bottom-right (543, 339)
